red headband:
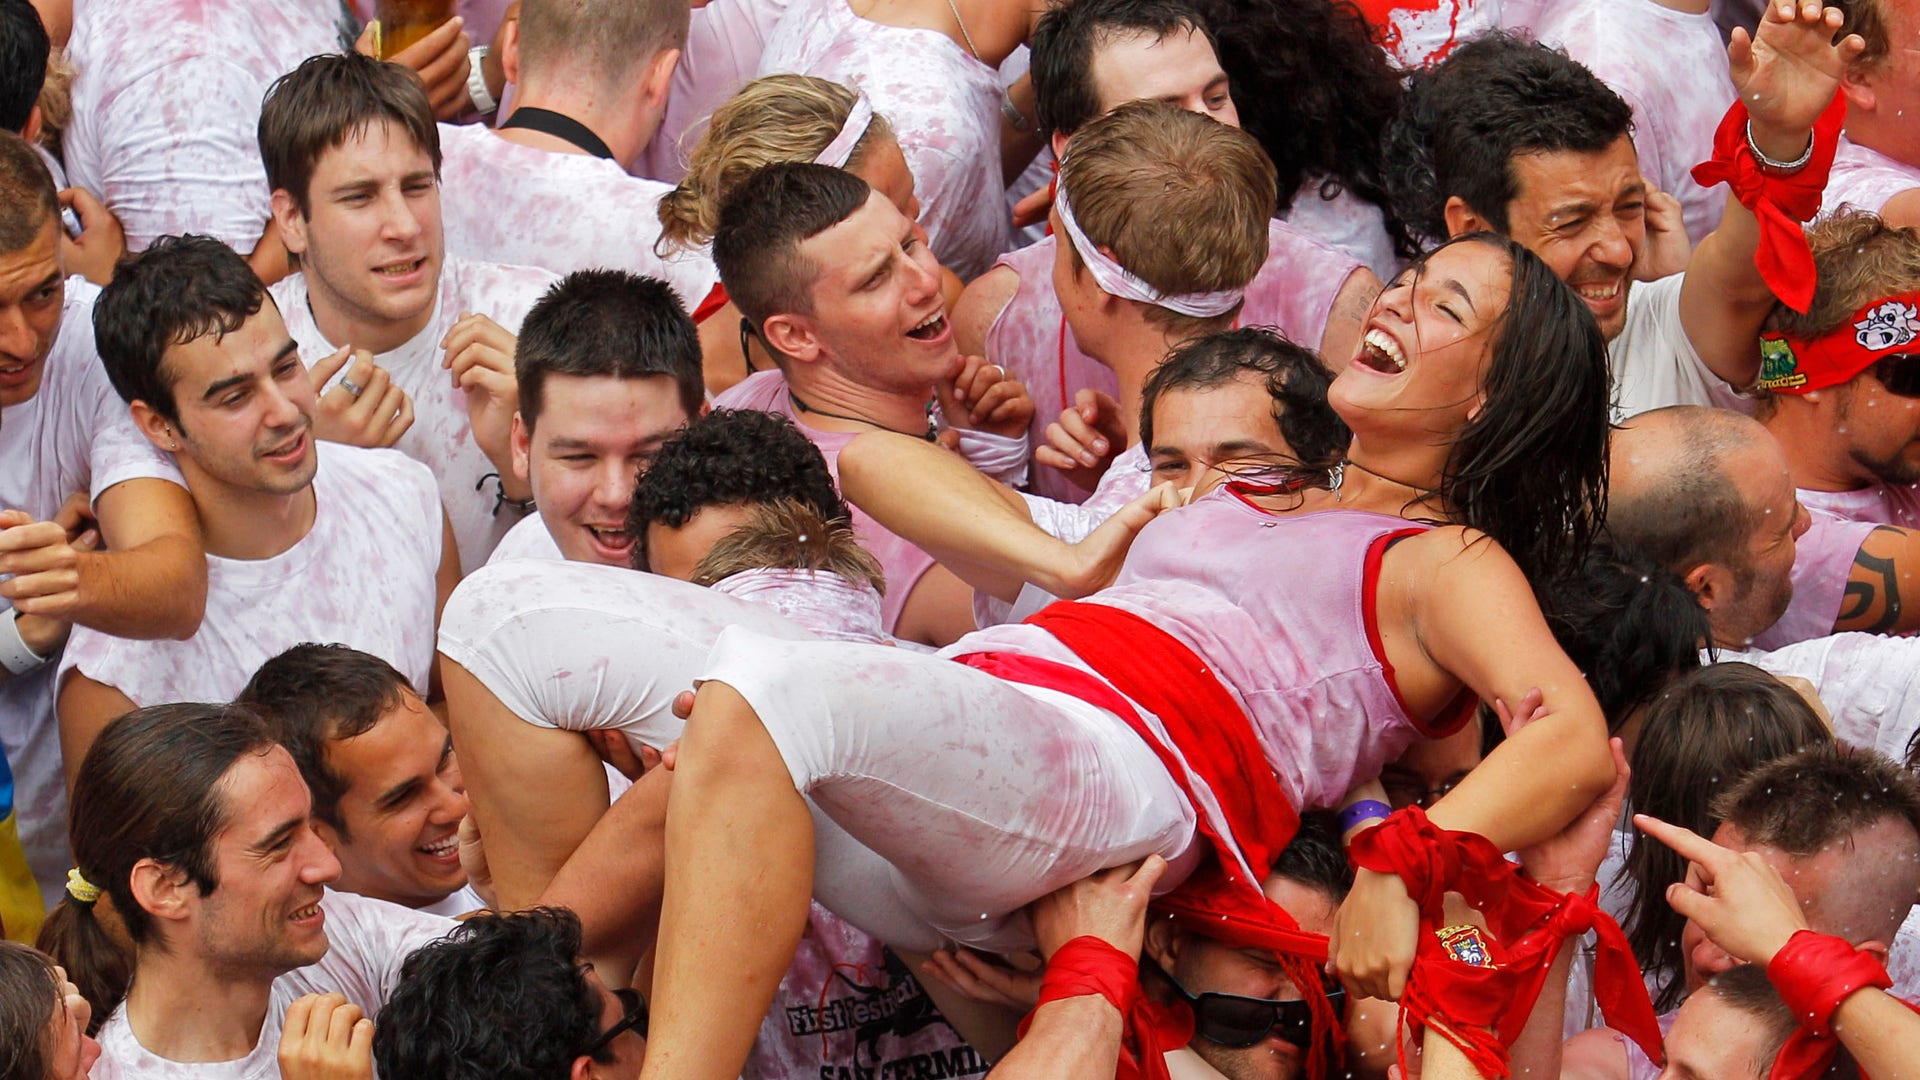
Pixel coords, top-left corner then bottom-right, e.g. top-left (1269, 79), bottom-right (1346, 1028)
top-left (1758, 289), bottom-right (1920, 394)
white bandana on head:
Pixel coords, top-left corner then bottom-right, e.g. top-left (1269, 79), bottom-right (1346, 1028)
top-left (1052, 175), bottom-right (1245, 319)
top-left (814, 93), bottom-right (877, 169)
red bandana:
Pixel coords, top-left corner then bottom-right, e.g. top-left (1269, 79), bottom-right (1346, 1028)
top-left (1689, 90), bottom-right (1847, 314)
top-left (1757, 289), bottom-right (1920, 393)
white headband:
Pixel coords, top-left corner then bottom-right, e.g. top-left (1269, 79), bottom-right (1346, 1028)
top-left (1052, 177), bottom-right (1245, 319)
top-left (814, 93), bottom-right (876, 169)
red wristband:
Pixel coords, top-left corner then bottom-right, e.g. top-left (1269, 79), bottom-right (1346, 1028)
top-left (1767, 930), bottom-right (1891, 1037)
top-left (1032, 935), bottom-right (1143, 1015)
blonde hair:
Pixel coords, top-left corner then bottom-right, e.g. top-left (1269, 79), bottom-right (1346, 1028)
top-left (1059, 99), bottom-right (1277, 335)
top-left (689, 498), bottom-right (886, 594)
top-left (1766, 211), bottom-right (1920, 339)
top-left (35, 46), bottom-right (71, 152)
top-left (657, 74), bottom-right (894, 254)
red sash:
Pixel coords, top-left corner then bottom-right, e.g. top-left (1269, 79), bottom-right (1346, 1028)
top-left (957, 601), bottom-right (1340, 1079)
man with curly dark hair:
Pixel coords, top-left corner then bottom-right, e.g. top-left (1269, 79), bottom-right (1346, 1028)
top-left (373, 908), bottom-right (645, 1080)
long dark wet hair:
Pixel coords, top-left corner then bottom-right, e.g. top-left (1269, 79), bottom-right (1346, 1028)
top-left (1212, 233), bottom-right (1608, 592)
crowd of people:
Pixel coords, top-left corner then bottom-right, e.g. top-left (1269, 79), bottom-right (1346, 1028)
top-left (2, 0), bottom-right (1920, 1076)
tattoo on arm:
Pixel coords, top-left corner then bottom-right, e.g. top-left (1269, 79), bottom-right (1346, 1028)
top-left (1840, 528), bottom-right (1902, 634)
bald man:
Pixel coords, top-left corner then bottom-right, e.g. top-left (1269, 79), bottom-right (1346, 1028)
top-left (1608, 406), bottom-right (1920, 647)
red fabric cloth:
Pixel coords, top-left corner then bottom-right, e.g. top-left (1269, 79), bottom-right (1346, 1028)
top-left (1347, 808), bottom-right (1665, 1077)
top-left (1689, 90), bottom-right (1847, 314)
top-left (691, 282), bottom-right (729, 324)
top-left (956, 600), bottom-right (1339, 1080)
top-left (1016, 935), bottom-right (1194, 1075)
top-left (1766, 930), bottom-right (1920, 1079)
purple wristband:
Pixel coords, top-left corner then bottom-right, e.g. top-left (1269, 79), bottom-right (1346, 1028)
top-left (1339, 800), bottom-right (1393, 835)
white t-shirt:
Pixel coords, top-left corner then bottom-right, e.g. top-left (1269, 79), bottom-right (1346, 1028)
top-left (60, 445), bottom-right (443, 706)
top-left (1800, 481), bottom-right (1920, 531)
top-left (91, 890), bottom-right (454, 1079)
top-left (1536, 0), bottom-right (1734, 245)
top-left (438, 559), bottom-right (815, 753)
top-left (1355, 0), bottom-right (1501, 69)
top-left (484, 514), bottom-right (565, 565)
top-left (436, 123), bottom-right (719, 309)
top-left (1821, 135), bottom-right (1920, 218)
top-left (64, 0), bottom-right (349, 252)
top-left (1721, 632), bottom-right (1920, 769)
top-left (1283, 181), bottom-right (1402, 279)
top-left (1607, 272), bottom-right (1751, 422)
top-left (0, 280), bottom-right (184, 908)
top-left (418, 883), bottom-right (487, 918)
top-left (272, 258), bottom-right (557, 572)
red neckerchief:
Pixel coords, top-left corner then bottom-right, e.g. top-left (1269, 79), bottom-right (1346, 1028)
top-left (692, 281), bottom-right (729, 324)
top-left (1689, 90), bottom-right (1846, 314)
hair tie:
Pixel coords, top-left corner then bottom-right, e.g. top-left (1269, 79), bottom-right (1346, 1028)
top-left (814, 93), bottom-right (875, 170)
top-left (1053, 176), bottom-right (1244, 319)
top-left (66, 868), bottom-right (100, 905)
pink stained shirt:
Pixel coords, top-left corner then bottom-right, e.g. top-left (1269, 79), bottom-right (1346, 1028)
top-left (1751, 508), bottom-right (1879, 651)
top-left (64, 0), bottom-right (349, 252)
top-left (1821, 136), bottom-right (1920, 218)
top-left (712, 370), bottom-right (939, 634)
top-left (1350, 0), bottom-right (1502, 69)
top-left (1535, 0), bottom-right (1734, 245)
top-left (1801, 481), bottom-right (1920, 531)
top-left (956, 487), bottom-right (1467, 813)
top-left (436, 123), bottom-right (719, 309)
top-left (983, 224), bottom-right (1362, 503)
top-left (755, 0), bottom-right (1011, 279)
top-left (709, 567), bottom-right (890, 645)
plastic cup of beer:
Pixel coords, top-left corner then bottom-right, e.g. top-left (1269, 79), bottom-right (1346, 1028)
top-left (374, 0), bottom-right (454, 59)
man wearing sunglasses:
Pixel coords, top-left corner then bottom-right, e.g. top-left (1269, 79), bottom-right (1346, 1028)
top-left (1147, 815), bottom-right (1351, 1080)
top-left (373, 907), bottom-right (647, 1079)
top-left (1758, 212), bottom-right (1920, 534)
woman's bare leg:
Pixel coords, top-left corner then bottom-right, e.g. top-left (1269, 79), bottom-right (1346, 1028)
top-left (643, 681), bottom-right (815, 1079)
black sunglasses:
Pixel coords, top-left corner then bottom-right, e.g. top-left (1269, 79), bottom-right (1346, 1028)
top-left (1151, 962), bottom-right (1346, 1050)
top-left (1870, 353), bottom-right (1920, 398)
top-left (584, 987), bottom-right (649, 1056)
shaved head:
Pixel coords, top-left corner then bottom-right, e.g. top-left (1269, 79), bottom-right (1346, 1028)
top-left (1608, 407), bottom-right (1780, 576)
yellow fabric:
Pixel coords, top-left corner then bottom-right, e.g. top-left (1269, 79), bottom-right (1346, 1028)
top-left (0, 811), bottom-right (44, 943)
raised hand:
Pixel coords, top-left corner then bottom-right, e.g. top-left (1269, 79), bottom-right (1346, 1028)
top-left (1029, 855), bottom-right (1169, 961)
top-left (1731, 1), bottom-right (1866, 157)
top-left (1036, 389), bottom-right (1125, 491)
top-left (277, 993), bottom-right (375, 1080)
top-left (442, 312), bottom-right (521, 478)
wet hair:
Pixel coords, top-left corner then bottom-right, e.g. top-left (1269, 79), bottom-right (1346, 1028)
top-left (1766, 210), bottom-right (1920, 340)
top-left (0, 941), bottom-right (60, 1080)
top-left (373, 908), bottom-right (617, 1078)
top-left (93, 234), bottom-right (269, 428)
top-left (0, 0), bottom-right (49, 133)
top-left (1423, 232), bottom-right (1610, 592)
top-left (1714, 741), bottom-right (1920, 858)
top-left (1271, 811), bottom-right (1353, 902)
top-left (258, 52), bottom-right (441, 217)
top-left (689, 497), bottom-right (886, 594)
top-left (1057, 99), bottom-right (1276, 334)
top-left (1382, 32), bottom-right (1633, 242)
top-left (516, 269), bottom-right (704, 429)
top-left (625, 409), bottom-right (849, 572)
top-left (1701, 965), bottom-right (1801, 1078)
top-left (1188, 0), bottom-right (1416, 258)
top-left (236, 643), bottom-right (417, 838)
top-left (36, 703), bottom-right (276, 1031)
top-left (710, 162), bottom-right (871, 334)
top-left (1539, 540), bottom-right (1711, 733)
top-left (1139, 327), bottom-right (1349, 472)
top-left (1839, 0), bottom-right (1892, 71)
top-left (0, 128), bottom-right (55, 255)
top-left (1029, 0), bottom-right (1219, 136)
top-left (1623, 663), bottom-right (1831, 1010)
top-left (517, 0), bottom-right (690, 83)
top-left (658, 74), bottom-right (898, 254)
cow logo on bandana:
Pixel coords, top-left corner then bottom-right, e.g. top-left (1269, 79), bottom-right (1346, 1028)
top-left (1854, 300), bottom-right (1920, 353)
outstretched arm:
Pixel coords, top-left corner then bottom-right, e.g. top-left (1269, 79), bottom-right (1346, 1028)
top-left (1679, 1), bottom-right (1867, 384)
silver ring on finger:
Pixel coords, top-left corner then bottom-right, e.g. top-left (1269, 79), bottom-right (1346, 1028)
top-left (340, 377), bottom-right (365, 399)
